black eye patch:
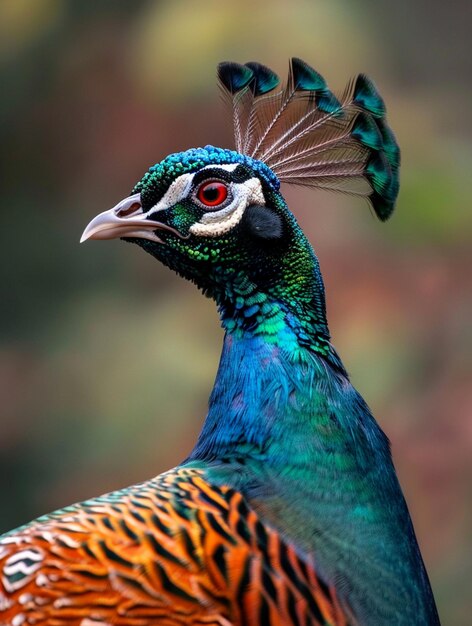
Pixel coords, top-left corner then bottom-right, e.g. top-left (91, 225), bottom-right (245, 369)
top-left (241, 205), bottom-right (284, 240)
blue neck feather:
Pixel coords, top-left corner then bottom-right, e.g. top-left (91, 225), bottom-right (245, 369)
top-left (189, 317), bottom-right (385, 468)
top-left (186, 315), bottom-right (439, 626)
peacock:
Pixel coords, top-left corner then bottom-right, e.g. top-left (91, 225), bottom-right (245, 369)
top-left (0, 59), bottom-right (440, 625)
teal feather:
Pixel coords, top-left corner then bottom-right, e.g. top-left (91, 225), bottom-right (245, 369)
top-left (366, 152), bottom-right (396, 221)
top-left (349, 74), bottom-right (400, 218)
top-left (245, 61), bottom-right (280, 95)
top-left (291, 59), bottom-right (342, 113)
top-left (369, 189), bottom-right (395, 222)
top-left (291, 57), bottom-right (327, 91)
top-left (366, 151), bottom-right (392, 192)
top-left (351, 112), bottom-right (383, 150)
top-left (217, 61), bottom-right (253, 93)
top-left (377, 118), bottom-right (401, 169)
top-left (315, 89), bottom-right (342, 114)
top-left (353, 74), bottom-right (386, 118)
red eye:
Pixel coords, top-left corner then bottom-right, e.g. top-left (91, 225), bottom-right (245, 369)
top-left (196, 181), bottom-right (229, 207)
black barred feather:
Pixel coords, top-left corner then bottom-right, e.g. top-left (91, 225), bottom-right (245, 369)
top-left (218, 57), bottom-right (400, 220)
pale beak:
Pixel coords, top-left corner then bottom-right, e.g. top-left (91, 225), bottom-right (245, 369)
top-left (80, 193), bottom-right (182, 244)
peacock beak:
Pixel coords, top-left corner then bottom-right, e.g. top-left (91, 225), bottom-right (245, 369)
top-left (80, 193), bottom-right (180, 244)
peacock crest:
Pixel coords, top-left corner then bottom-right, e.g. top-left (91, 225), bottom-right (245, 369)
top-left (218, 58), bottom-right (400, 221)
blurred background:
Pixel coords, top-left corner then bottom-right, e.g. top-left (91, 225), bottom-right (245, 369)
top-left (0, 0), bottom-right (470, 623)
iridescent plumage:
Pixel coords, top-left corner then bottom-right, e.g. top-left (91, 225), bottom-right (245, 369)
top-left (1, 59), bottom-right (439, 626)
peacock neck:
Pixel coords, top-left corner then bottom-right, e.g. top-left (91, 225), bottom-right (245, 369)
top-left (186, 290), bottom-right (438, 626)
top-left (186, 311), bottom-right (440, 626)
top-left (188, 315), bottom-right (387, 474)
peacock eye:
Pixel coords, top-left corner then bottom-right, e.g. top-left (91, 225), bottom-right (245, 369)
top-left (196, 180), bottom-right (229, 208)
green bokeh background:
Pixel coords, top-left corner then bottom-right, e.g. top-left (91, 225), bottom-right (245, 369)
top-left (0, 1), bottom-right (471, 623)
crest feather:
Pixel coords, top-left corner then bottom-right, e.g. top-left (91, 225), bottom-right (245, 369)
top-left (218, 58), bottom-right (400, 221)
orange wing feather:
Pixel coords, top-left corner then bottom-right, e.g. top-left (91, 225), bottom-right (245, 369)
top-left (0, 468), bottom-right (350, 625)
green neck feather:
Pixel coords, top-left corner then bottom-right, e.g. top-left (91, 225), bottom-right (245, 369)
top-left (211, 193), bottom-right (336, 361)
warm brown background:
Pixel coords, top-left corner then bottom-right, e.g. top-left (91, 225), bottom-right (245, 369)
top-left (0, 1), bottom-right (471, 624)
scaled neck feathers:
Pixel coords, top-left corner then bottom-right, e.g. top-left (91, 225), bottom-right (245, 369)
top-left (188, 325), bottom-right (385, 470)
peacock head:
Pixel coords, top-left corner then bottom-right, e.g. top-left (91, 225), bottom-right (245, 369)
top-left (81, 59), bottom-right (400, 343)
top-left (80, 145), bottom-right (303, 299)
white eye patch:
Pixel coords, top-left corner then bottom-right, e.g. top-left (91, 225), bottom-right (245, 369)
top-left (142, 164), bottom-right (242, 217)
top-left (190, 177), bottom-right (265, 237)
top-left (142, 173), bottom-right (195, 216)
top-left (141, 168), bottom-right (265, 238)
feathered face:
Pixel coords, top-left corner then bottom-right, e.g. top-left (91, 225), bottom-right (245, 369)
top-left (81, 147), bottom-right (302, 301)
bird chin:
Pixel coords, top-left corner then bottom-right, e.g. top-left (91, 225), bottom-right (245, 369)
top-left (121, 235), bottom-right (160, 247)
top-left (120, 237), bottom-right (169, 260)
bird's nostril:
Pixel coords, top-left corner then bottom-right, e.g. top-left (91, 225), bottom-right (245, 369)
top-left (117, 202), bottom-right (142, 218)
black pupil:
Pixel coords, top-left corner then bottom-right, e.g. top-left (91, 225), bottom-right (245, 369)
top-left (203, 185), bottom-right (221, 202)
